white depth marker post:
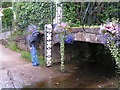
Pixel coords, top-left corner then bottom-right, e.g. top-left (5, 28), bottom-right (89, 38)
top-left (45, 1), bottom-right (62, 67)
top-left (44, 24), bottom-right (52, 66)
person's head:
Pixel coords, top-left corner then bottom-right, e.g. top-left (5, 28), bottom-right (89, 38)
top-left (28, 24), bottom-right (37, 31)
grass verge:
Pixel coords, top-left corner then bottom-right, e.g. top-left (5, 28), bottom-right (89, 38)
top-left (6, 40), bottom-right (45, 65)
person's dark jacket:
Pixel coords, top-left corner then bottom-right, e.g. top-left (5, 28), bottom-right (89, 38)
top-left (27, 30), bottom-right (43, 48)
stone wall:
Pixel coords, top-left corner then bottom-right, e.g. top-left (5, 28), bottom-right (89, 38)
top-left (12, 35), bottom-right (29, 51)
top-left (0, 31), bottom-right (11, 40)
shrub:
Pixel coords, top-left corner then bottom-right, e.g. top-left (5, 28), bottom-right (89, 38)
top-left (2, 8), bottom-right (13, 31)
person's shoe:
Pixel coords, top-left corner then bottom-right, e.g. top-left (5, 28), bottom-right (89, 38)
top-left (36, 64), bottom-right (39, 66)
top-left (32, 63), bottom-right (38, 66)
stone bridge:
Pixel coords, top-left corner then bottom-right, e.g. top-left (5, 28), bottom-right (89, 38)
top-left (52, 27), bottom-right (102, 45)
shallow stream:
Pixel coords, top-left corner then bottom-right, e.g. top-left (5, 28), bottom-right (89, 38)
top-left (24, 61), bottom-right (119, 88)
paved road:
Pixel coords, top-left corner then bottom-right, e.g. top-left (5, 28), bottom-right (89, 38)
top-left (0, 44), bottom-right (66, 89)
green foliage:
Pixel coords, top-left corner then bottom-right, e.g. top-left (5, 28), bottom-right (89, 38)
top-left (2, 8), bottom-right (13, 29)
top-left (6, 41), bottom-right (21, 52)
top-left (55, 22), bottom-right (71, 72)
top-left (62, 2), bottom-right (79, 27)
top-left (10, 29), bottom-right (23, 36)
top-left (13, 2), bottom-right (55, 31)
top-left (2, 2), bottom-right (12, 8)
top-left (38, 56), bottom-right (45, 65)
top-left (59, 33), bottom-right (65, 72)
top-left (21, 51), bottom-right (31, 60)
top-left (99, 21), bottom-right (120, 76)
top-left (108, 41), bottom-right (120, 69)
top-left (11, 2), bottom-right (119, 31)
top-left (21, 51), bottom-right (45, 65)
top-left (55, 22), bottom-right (72, 72)
top-left (62, 2), bottom-right (119, 27)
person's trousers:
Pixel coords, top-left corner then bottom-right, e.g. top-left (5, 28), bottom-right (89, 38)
top-left (30, 44), bottom-right (39, 66)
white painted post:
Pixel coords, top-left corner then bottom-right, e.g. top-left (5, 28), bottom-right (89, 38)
top-left (0, 16), bottom-right (2, 32)
top-left (0, 8), bottom-right (4, 32)
top-left (54, 1), bottom-right (62, 24)
top-left (44, 24), bottom-right (52, 66)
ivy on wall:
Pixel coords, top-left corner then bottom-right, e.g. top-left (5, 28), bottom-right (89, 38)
top-left (5, 2), bottom-right (119, 32)
top-left (13, 2), bottom-right (55, 31)
top-left (62, 2), bottom-right (119, 27)
top-left (2, 2), bottom-right (12, 8)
